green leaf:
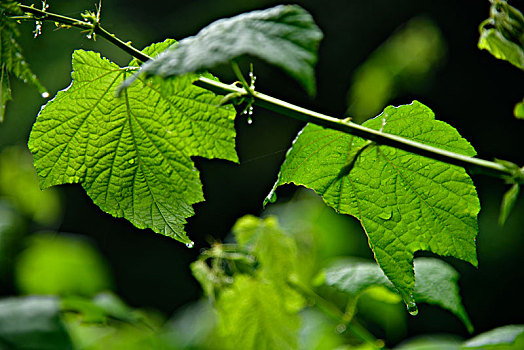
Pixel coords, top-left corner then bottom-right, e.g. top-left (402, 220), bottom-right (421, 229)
top-left (0, 201), bottom-right (24, 279)
top-left (128, 5), bottom-right (323, 95)
top-left (0, 146), bottom-right (61, 225)
top-left (233, 215), bottom-right (297, 283)
top-left (0, 296), bottom-right (73, 350)
top-left (269, 101), bottom-right (480, 308)
top-left (395, 335), bottom-right (462, 350)
top-left (15, 233), bottom-right (113, 297)
top-left (514, 99), bottom-right (524, 119)
top-left (499, 183), bottom-right (519, 225)
top-left (233, 215), bottom-right (304, 311)
top-left (462, 325), bottom-right (524, 349)
top-left (216, 275), bottom-right (300, 350)
top-left (324, 257), bottom-right (473, 332)
top-left (478, 0), bottom-right (524, 70)
top-left (0, 0), bottom-right (47, 122)
top-left (28, 41), bottom-right (238, 244)
top-left (62, 292), bottom-right (141, 324)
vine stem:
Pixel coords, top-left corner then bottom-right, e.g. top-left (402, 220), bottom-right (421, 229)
top-left (18, 4), bottom-right (152, 62)
top-left (194, 77), bottom-right (519, 180)
top-left (14, 3), bottom-right (522, 182)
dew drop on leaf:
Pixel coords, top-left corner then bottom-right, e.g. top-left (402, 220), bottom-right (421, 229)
top-left (41, 92), bottom-right (50, 98)
top-left (407, 301), bottom-right (418, 316)
top-left (185, 241), bottom-right (195, 248)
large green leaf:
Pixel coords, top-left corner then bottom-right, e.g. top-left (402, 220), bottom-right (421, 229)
top-left (268, 101), bottom-right (480, 308)
top-left (127, 5), bottom-right (323, 95)
top-left (0, 0), bottom-right (47, 122)
top-left (323, 257), bottom-right (473, 332)
top-left (216, 275), bottom-right (300, 350)
top-left (28, 41), bottom-right (238, 245)
top-left (478, 0), bottom-right (524, 70)
top-left (0, 296), bottom-right (73, 350)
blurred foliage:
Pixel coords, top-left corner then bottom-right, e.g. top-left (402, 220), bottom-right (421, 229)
top-left (345, 17), bottom-right (445, 123)
top-left (0, 296), bottom-right (73, 350)
top-left (15, 233), bottom-right (113, 297)
top-left (0, 146), bottom-right (61, 226)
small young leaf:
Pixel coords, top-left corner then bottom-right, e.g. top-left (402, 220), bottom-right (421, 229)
top-left (499, 183), bottom-right (519, 225)
top-left (324, 257), bottom-right (473, 332)
top-left (462, 325), bottom-right (524, 349)
top-left (269, 101), bottom-right (480, 307)
top-left (216, 275), bottom-right (300, 350)
top-left (127, 5), bottom-right (323, 95)
top-left (0, 1), bottom-right (47, 121)
top-left (514, 99), bottom-right (524, 119)
top-left (233, 215), bottom-right (304, 311)
top-left (28, 41), bottom-right (238, 244)
top-left (478, 0), bottom-right (524, 70)
top-left (0, 296), bottom-right (73, 349)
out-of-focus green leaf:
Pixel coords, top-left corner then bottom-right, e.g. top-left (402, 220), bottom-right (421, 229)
top-left (28, 40), bottom-right (237, 245)
top-left (395, 335), bottom-right (462, 350)
top-left (62, 292), bottom-right (141, 324)
top-left (161, 300), bottom-right (219, 349)
top-left (0, 0), bottom-right (47, 122)
top-left (0, 147), bottom-right (61, 226)
top-left (499, 183), bottom-right (519, 225)
top-left (128, 5), bottom-right (323, 95)
top-left (346, 17), bottom-right (445, 122)
top-left (0, 200), bottom-right (24, 280)
top-left (514, 99), bottom-right (524, 119)
top-left (216, 275), bottom-right (300, 350)
top-left (233, 215), bottom-right (304, 311)
top-left (478, 0), bottom-right (524, 70)
top-left (15, 233), bottom-right (112, 297)
top-left (298, 309), bottom-right (347, 350)
top-left (324, 257), bottom-right (473, 332)
top-left (462, 325), bottom-right (524, 349)
top-left (269, 101), bottom-right (479, 310)
top-left (0, 296), bottom-right (73, 350)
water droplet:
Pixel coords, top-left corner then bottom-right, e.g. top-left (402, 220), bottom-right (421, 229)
top-left (247, 117), bottom-right (253, 124)
top-left (86, 34), bottom-right (92, 39)
top-left (378, 209), bottom-right (392, 220)
top-left (185, 241), bottom-right (194, 248)
top-left (41, 92), bottom-right (49, 98)
top-left (335, 324), bottom-right (346, 334)
top-left (406, 301), bottom-right (418, 316)
top-left (128, 159), bottom-right (135, 165)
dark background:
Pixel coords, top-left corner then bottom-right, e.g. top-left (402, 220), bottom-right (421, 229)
top-left (1, 0), bottom-right (523, 345)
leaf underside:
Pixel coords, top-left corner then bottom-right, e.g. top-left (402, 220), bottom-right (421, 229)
top-left (129, 5), bottom-right (323, 95)
top-left (268, 101), bottom-right (480, 306)
top-left (28, 40), bottom-right (238, 244)
top-left (323, 257), bottom-right (473, 332)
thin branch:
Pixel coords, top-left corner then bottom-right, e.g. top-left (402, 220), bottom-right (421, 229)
top-left (13, 3), bottom-right (523, 182)
top-left (194, 77), bottom-right (521, 181)
top-left (18, 4), bottom-right (152, 63)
